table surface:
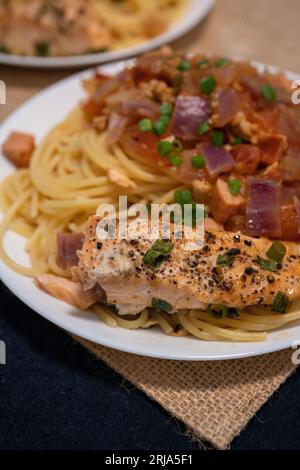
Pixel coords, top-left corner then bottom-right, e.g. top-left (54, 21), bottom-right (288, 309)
top-left (1, 0), bottom-right (300, 450)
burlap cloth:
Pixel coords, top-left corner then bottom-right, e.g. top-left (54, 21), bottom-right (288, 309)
top-left (1, 0), bottom-right (300, 449)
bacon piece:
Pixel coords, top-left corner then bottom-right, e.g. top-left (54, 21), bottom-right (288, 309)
top-left (210, 178), bottom-right (245, 223)
top-left (231, 144), bottom-right (260, 175)
top-left (2, 131), bottom-right (35, 168)
top-left (259, 134), bottom-right (287, 165)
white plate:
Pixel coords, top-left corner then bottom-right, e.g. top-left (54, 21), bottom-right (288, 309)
top-left (1, 60), bottom-right (300, 361)
top-left (0, 0), bottom-right (214, 69)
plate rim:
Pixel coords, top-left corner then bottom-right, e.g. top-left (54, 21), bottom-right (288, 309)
top-left (0, 0), bottom-right (214, 69)
top-left (0, 57), bottom-right (300, 361)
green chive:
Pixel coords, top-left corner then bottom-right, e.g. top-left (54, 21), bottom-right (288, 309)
top-left (169, 155), bottom-right (182, 167)
top-left (143, 239), bottom-right (174, 268)
top-left (139, 118), bottom-right (153, 132)
top-left (174, 190), bottom-right (182, 204)
top-left (232, 136), bottom-right (244, 145)
top-left (177, 60), bottom-right (192, 71)
top-left (152, 298), bottom-right (172, 313)
top-left (272, 292), bottom-right (289, 313)
top-left (256, 256), bottom-right (279, 272)
top-left (172, 139), bottom-right (183, 152)
top-left (196, 59), bottom-right (210, 69)
top-left (211, 130), bottom-right (224, 147)
top-left (200, 75), bottom-right (216, 95)
top-left (215, 58), bottom-right (230, 68)
top-left (174, 189), bottom-right (193, 206)
top-left (157, 140), bottom-right (173, 156)
top-left (180, 189), bottom-right (193, 204)
top-left (208, 304), bottom-right (228, 318)
top-left (261, 83), bottom-right (277, 102)
top-left (216, 254), bottom-right (235, 267)
top-left (153, 115), bottom-right (169, 136)
top-left (228, 179), bottom-right (241, 195)
top-left (35, 41), bottom-right (50, 56)
top-left (160, 103), bottom-right (173, 116)
top-left (198, 122), bottom-right (210, 135)
top-left (266, 241), bottom-right (287, 263)
top-left (192, 154), bottom-right (205, 168)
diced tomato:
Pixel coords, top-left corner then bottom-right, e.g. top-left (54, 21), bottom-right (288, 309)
top-left (119, 125), bottom-right (170, 167)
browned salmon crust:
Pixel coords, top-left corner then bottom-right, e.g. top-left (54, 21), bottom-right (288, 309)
top-left (72, 215), bottom-right (300, 314)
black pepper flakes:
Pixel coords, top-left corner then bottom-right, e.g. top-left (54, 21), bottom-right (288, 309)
top-left (96, 242), bottom-right (103, 250)
top-left (244, 267), bottom-right (254, 275)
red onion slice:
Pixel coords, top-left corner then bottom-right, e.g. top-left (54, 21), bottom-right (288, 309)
top-left (107, 112), bottom-right (128, 146)
top-left (57, 233), bottom-right (84, 269)
top-left (171, 95), bottom-right (210, 141)
top-left (215, 88), bottom-right (239, 127)
top-left (245, 177), bottom-right (281, 237)
top-left (200, 143), bottom-right (234, 177)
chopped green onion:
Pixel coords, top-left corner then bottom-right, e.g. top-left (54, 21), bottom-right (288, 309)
top-left (177, 60), bottom-right (192, 71)
top-left (191, 154), bottom-right (205, 168)
top-left (200, 75), bottom-right (216, 95)
top-left (232, 136), bottom-right (244, 145)
top-left (208, 304), bottom-right (240, 318)
top-left (215, 58), bottom-right (230, 68)
top-left (256, 256), bottom-right (279, 272)
top-left (211, 130), bottom-right (224, 147)
top-left (153, 115), bottom-right (169, 136)
top-left (172, 139), bottom-right (183, 152)
top-left (143, 239), bottom-right (173, 268)
top-left (139, 118), bottom-right (153, 132)
top-left (208, 304), bottom-right (228, 318)
top-left (216, 254), bottom-right (235, 267)
top-left (196, 59), bottom-right (210, 69)
top-left (266, 241), bottom-right (287, 263)
top-left (169, 155), bottom-right (182, 167)
top-left (261, 83), bottom-right (277, 102)
top-left (157, 140), bottom-right (173, 156)
top-left (174, 189), bottom-right (193, 207)
top-left (160, 103), bottom-right (173, 116)
top-left (179, 189), bottom-right (193, 204)
top-left (272, 292), bottom-right (289, 313)
top-left (35, 41), bottom-right (50, 56)
top-left (198, 122), bottom-right (210, 135)
top-left (152, 297), bottom-right (172, 313)
top-left (228, 179), bottom-right (241, 195)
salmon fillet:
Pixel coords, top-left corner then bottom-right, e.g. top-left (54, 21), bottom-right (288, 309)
top-left (0, 0), bottom-right (110, 56)
top-left (72, 215), bottom-right (300, 315)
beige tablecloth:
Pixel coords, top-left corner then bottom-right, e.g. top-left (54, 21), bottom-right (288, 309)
top-left (0, 0), bottom-right (299, 449)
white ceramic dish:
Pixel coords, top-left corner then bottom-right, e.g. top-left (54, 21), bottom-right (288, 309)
top-left (1, 59), bottom-right (300, 361)
top-left (0, 0), bottom-right (214, 69)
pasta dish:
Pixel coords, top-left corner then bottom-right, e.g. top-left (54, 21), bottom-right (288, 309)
top-left (0, 0), bottom-right (186, 57)
top-left (1, 47), bottom-right (300, 342)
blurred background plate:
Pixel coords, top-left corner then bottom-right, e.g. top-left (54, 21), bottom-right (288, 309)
top-left (0, 0), bottom-right (214, 69)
